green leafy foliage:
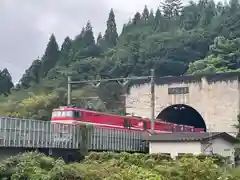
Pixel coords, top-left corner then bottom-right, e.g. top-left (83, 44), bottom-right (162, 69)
top-left (0, 152), bottom-right (239, 180)
top-left (0, 93), bottom-right (65, 120)
top-left (187, 36), bottom-right (240, 74)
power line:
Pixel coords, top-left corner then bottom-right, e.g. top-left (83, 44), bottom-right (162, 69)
top-left (68, 76), bottom-right (151, 84)
top-left (67, 75), bottom-right (152, 105)
top-left (67, 69), bottom-right (156, 133)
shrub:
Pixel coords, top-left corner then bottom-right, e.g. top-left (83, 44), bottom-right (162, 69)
top-left (0, 152), bottom-right (239, 180)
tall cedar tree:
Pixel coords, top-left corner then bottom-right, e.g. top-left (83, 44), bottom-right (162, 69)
top-left (155, 8), bottom-right (162, 26)
top-left (29, 59), bottom-right (42, 83)
top-left (83, 21), bottom-right (95, 46)
top-left (41, 34), bottom-right (59, 77)
top-left (18, 59), bottom-right (42, 88)
top-left (199, 0), bottom-right (216, 27)
top-left (61, 36), bottom-right (72, 52)
top-left (133, 12), bottom-right (141, 25)
top-left (58, 36), bottom-right (72, 65)
top-left (142, 5), bottom-right (150, 24)
top-left (74, 27), bottom-right (85, 48)
top-left (97, 32), bottom-right (103, 45)
top-left (229, 0), bottom-right (240, 13)
top-left (180, 1), bottom-right (200, 30)
top-left (19, 73), bottom-right (31, 88)
top-left (104, 9), bottom-right (118, 46)
top-left (0, 68), bottom-right (14, 96)
top-left (161, 0), bottom-right (183, 18)
top-left (148, 9), bottom-right (155, 24)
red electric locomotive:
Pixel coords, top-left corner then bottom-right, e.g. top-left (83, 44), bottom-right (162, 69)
top-left (51, 106), bottom-right (204, 133)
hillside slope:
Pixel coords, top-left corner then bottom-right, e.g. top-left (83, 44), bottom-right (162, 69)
top-left (1, 0), bottom-right (240, 120)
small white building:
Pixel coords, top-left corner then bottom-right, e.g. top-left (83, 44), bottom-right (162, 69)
top-left (145, 132), bottom-right (238, 163)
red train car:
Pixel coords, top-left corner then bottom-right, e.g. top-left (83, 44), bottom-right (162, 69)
top-left (51, 106), bottom-right (204, 133)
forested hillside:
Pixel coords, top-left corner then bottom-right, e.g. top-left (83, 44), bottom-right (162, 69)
top-left (1, 0), bottom-right (240, 120)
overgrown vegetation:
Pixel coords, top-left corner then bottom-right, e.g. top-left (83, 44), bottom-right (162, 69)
top-left (1, 0), bottom-right (240, 119)
top-left (0, 151), bottom-right (239, 180)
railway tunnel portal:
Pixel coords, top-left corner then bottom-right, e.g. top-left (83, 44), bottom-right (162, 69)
top-left (125, 72), bottom-right (240, 136)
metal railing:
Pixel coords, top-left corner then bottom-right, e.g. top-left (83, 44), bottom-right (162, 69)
top-left (0, 117), bottom-right (146, 152)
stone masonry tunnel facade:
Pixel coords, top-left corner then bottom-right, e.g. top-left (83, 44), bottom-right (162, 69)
top-left (125, 72), bottom-right (240, 136)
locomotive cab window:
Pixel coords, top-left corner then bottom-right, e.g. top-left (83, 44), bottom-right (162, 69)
top-left (52, 111), bottom-right (73, 117)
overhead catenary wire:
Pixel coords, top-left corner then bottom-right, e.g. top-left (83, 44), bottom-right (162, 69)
top-left (67, 74), bottom-right (152, 105)
top-left (69, 76), bottom-right (152, 84)
top-left (68, 69), bottom-right (156, 132)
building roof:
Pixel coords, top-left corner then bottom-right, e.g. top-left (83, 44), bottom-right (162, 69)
top-left (145, 132), bottom-right (239, 143)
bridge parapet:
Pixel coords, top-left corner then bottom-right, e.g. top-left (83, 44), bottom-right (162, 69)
top-left (0, 117), bottom-right (80, 149)
top-left (0, 117), bottom-right (146, 152)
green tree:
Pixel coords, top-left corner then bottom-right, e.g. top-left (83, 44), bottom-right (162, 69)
top-left (181, 1), bottom-right (200, 30)
top-left (229, 0), bottom-right (240, 13)
top-left (0, 68), bottom-right (14, 96)
top-left (74, 27), bottom-right (85, 48)
top-left (97, 32), bottom-right (103, 45)
top-left (104, 9), bottom-right (118, 47)
top-left (18, 59), bottom-right (42, 88)
top-left (83, 21), bottom-right (95, 47)
top-left (161, 0), bottom-right (183, 29)
top-left (155, 8), bottom-right (162, 25)
top-left (132, 12), bottom-right (141, 25)
top-left (187, 36), bottom-right (240, 74)
top-left (58, 36), bottom-right (72, 66)
top-left (41, 34), bottom-right (60, 77)
top-left (18, 73), bottom-right (31, 89)
top-left (154, 8), bottom-right (164, 30)
top-left (148, 9), bottom-right (155, 24)
top-left (199, 0), bottom-right (216, 27)
top-left (142, 5), bottom-right (149, 24)
top-left (161, 0), bottom-right (183, 18)
top-left (29, 59), bottom-right (42, 83)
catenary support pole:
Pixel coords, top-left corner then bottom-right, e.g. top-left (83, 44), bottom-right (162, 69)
top-left (67, 76), bottom-right (72, 106)
top-left (150, 69), bottom-right (155, 133)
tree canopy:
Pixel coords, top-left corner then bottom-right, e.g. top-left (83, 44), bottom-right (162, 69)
top-left (2, 0), bottom-right (240, 119)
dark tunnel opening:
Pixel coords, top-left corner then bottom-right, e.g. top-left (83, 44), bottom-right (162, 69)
top-left (156, 104), bottom-right (207, 131)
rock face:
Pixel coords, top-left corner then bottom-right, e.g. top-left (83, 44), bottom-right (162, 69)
top-left (125, 72), bottom-right (240, 136)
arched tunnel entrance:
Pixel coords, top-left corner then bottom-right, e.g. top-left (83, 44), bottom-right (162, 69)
top-left (156, 104), bottom-right (207, 131)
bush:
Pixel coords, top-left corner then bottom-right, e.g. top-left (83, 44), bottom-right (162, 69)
top-left (0, 152), bottom-right (239, 180)
top-left (176, 153), bottom-right (230, 166)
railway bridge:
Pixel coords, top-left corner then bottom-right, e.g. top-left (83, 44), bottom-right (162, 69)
top-left (0, 117), bottom-right (145, 161)
top-left (125, 72), bottom-right (240, 136)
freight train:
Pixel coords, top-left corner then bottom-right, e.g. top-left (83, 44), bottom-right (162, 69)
top-left (51, 106), bottom-right (204, 133)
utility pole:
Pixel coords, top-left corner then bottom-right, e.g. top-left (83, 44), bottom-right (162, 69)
top-left (67, 76), bottom-right (72, 106)
top-left (150, 69), bottom-right (155, 134)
